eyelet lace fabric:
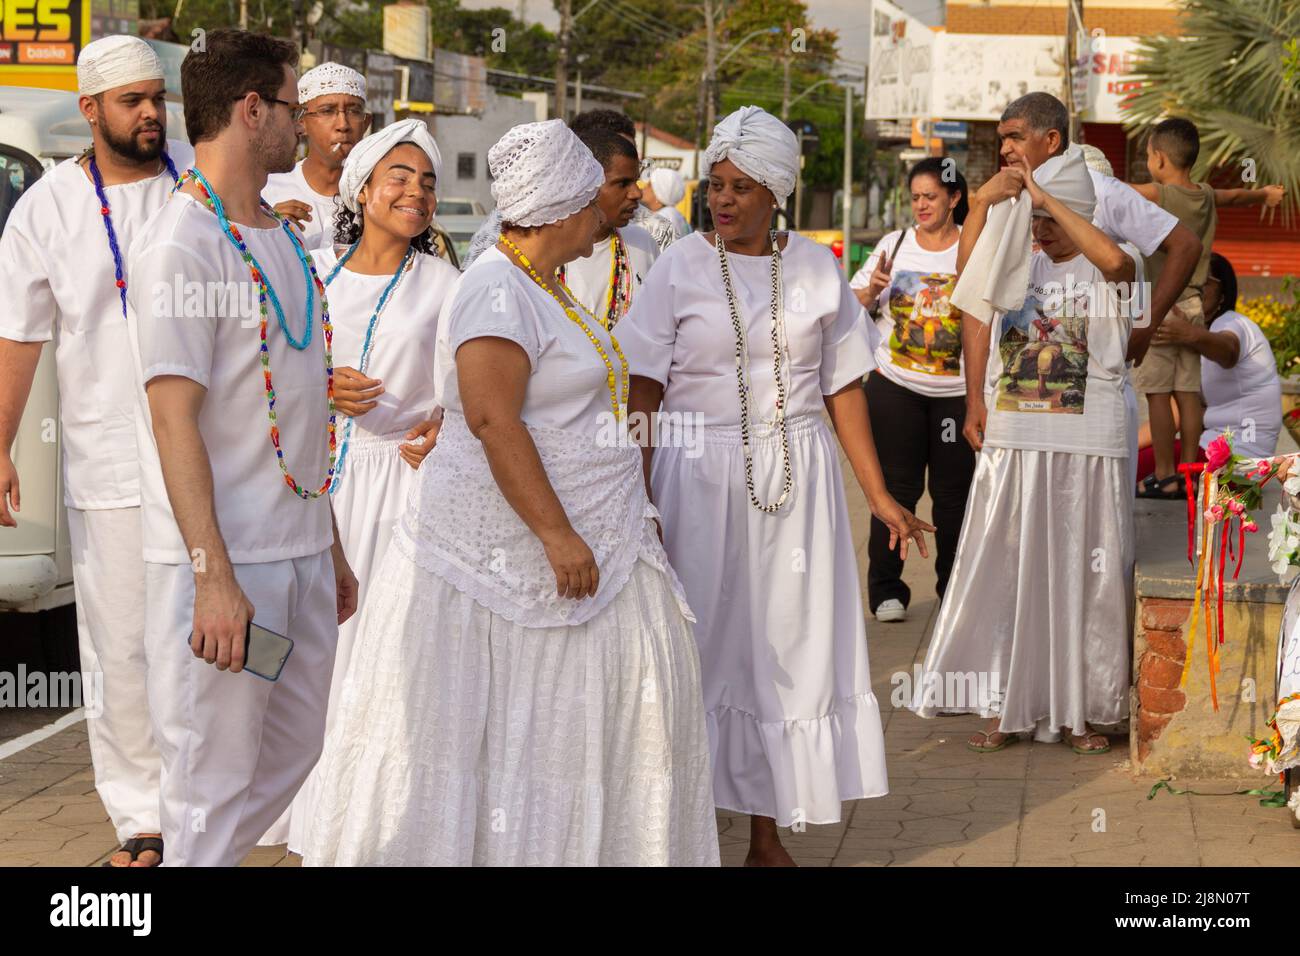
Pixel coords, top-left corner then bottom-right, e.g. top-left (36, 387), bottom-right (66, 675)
top-left (391, 410), bottom-right (693, 628)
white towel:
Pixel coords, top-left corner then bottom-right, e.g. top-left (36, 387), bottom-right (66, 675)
top-left (952, 145), bottom-right (1096, 325)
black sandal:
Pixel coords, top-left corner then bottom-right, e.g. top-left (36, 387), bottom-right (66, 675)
top-left (1136, 474), bottom-right (1186, 500)
top-left (101, 836), bottom-right (164, 867)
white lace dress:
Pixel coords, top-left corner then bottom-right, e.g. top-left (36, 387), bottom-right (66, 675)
top-left (303, 248), bottom-right (719, 866)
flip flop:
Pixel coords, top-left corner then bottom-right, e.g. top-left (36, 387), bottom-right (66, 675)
top-left (967, 730), bottom-right (1018, 753)
top-left (1136, 474), bottom-right (1185, 500)
top-left (1068, 732), bottom-right (1111, 755)
top-left (101, 836), bottom-right (164, 867)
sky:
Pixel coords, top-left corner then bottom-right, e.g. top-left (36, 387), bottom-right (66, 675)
top-left (470, 0), bottom-right (946, 68)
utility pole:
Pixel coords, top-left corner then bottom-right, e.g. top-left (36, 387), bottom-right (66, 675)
top-left (703, 0), bottom-right (718, 139)
top-left (239, 0), bottom-right (248, 30)
top-left (555, 0), bottom-right (572, 120)
top-left (781, 21), bottom-right (790, 120)
top-left (841, 79), bottom-right (852, 277)
top-left (1066, 0), bottom-right (1084, 144)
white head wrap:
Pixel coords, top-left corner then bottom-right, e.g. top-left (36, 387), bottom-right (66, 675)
top-left (1079, 143), bottom-right (1114, 178)
top-left (703, 106), bottom-right (799, 205)
top-left (298, 62), bottom-right (367, 104)
top-left (649, 167), bottom-right (686, 206)
top-left (77, 36), bottom-right (164, 97)
top-left (488, 119), bottom-right (604, 228)
top-left (337, 118), bottom-right (443, 213)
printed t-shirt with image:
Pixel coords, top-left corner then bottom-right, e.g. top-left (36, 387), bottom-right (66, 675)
top-left (849, 227), bottom-right (963, 398)
top-left (980, 242), bottom-right (1139, 458)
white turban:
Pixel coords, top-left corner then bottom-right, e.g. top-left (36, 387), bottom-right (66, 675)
top-left (299, 62), bottom-right (367, 104)
top-left (703, 106), bottom-right (799, 205)
top-left (77, 36), bottom-right (164, 97)
top-left (649, 167), bottom-right (686, 206)
top-left (488, 119), bottom-right (604, 228)
top-left (951, 145), bottom-right (1096, 324)
top-left (338, 119), bottom-right (444, 214)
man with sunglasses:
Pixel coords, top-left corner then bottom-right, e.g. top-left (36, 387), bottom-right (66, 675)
top-left (263, 62), bottom-right (372, 251)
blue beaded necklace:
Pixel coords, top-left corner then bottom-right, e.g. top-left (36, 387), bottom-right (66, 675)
top-left (324, 241), bottom-right (416, 492)
top-left (179, 166), bottom-right (317, 350)
top-left (89, 150), bottom-right (179, 319)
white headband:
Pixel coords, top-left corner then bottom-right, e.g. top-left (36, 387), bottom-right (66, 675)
top-left (338, 119), bottom-right (444, 214)
top-left (77, 35), bottom-right (164, 97)
top-left (299, 62), bottom-right (367, 104)
top-left (704, 105), bottom-right (799, 205)
top-left (489, 119), bottom-right (604, 228)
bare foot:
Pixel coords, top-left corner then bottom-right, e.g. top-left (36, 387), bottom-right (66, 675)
top-left (746, 815), bottom-right (798, 867)
top-left (108, 833), bottom-right (163, 868)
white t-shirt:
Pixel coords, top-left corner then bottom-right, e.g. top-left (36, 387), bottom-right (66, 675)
top-left (434, 246), bottom-right (630, 434)
top-left (651, 205), bottom-right (690, 241)
top-left (263, 161), bottom-right (342, 252)
top-left (850, 227), bottom-right (964, 398)
top-left (1090, 169), bottom-right (1177, 258)
top-left (0, 140), bottom-right (194, 509)
top-left (562, 223), bottom-right (660, 328)
top-left (314, 248), bottom-right (459, 437)
top-left (618, 232), bottom-right (875, 425)
top-left (127, 191), bottom-right (334, 564)
top-left (981, 244), bottom-right (1139, 458)
top-left (1200, 311), bottom-right (1282, 459)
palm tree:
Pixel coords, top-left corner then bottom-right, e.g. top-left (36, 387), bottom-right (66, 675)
top-left (1123, 0), bottom-right (1299, 223)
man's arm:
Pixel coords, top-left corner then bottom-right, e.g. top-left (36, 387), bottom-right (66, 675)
top-left (1213, 185), bottom-right (1285, 208)
top-left (0, 340), bottom-right (43, 527)
top-left (146, 374), bottom-right (254, 672)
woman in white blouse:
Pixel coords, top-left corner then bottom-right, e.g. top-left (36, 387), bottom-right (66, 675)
top-left (619, 106), bottom-right (931, 866)
top-left (261, 121), bottom-right (456, 853)
top-left (304, 119), bottom-right (717, 867)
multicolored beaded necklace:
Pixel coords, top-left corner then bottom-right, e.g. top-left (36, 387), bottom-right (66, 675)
top-left (498, 233), bottom-right (628, 419)
top-left (174, 167), bottom-right (338, 499)
top-left (324, 241), bottom-right (416, 492)
top-left (557, 229), bottom-right (633, 330)
top-left (88, 149), bottom-right (179, 319)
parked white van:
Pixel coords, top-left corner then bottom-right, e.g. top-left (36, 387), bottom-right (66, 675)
top-left (0, 87), bottom-right (186, 616)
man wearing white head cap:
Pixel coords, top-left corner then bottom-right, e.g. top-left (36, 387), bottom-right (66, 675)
top-left (259, 119), bottom-right (458, 854)
top-left (0, 34), bottom-right (194, 868)
top-left (305, 118), bottom-right (718, 866)
top-left (643, 166), bottom-right (690, 242)
top-left (619, 105), bottom-right (931, 866)
top-left (126, 29), bottom-right (357, 866)
top-left (912, 147), bottom-right (1140, 757)
top-left (263, 61), bottom-right (371, 252)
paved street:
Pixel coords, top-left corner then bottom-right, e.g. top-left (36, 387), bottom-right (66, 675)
top-left (2, 468), bottom-right (1297, 867)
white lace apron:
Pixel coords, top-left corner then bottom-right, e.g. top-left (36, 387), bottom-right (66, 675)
top-left (390, 410), bottom-right (693, 628)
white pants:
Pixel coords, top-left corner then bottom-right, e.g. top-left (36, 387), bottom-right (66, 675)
top-left (68, 506), bottom-right (159, 843)
top-left (144, 549), bottom-right (337, 867)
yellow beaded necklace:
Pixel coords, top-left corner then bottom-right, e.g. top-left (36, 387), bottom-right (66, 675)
top-left (498, 233), bottom-right (629, 420)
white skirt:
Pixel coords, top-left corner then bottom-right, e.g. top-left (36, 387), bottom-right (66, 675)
top-left (261, 428), bottom-right (416, 852)
top-left (652, 414), bottom-right (888, 827)
top-left (302, 537), bottom-right (719, 867)
top-left (912, 445), bottom-right (1134, 735)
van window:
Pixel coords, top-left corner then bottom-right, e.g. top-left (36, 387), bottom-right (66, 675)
top-left (0, 148), bottom-right (41, 236)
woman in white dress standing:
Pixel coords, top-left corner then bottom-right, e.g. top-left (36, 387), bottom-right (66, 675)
top-left (263, 120), bottom-right (456, 853)
top-left (619, 106), bottom-right (932, 866)
top-left (304, 119), bottom-right (718, 866)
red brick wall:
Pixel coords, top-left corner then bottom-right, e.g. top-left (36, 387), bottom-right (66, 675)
top-left (1136, 597), bottom-right (1191, 763)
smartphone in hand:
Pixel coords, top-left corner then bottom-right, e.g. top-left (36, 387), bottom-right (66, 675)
top-left (244, 622), bottom-right (294, 682)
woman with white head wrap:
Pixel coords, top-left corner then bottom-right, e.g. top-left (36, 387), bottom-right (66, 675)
top-left (304, 119), bottom-right (718, 866)
top-left (644, 166), bottom-right (690, 242)
top-left (618, 105), bottom-right (931, 865)
top-left (912, 147), bottom-right (1140, 756)
top-left (258, 119), bottom-right (460, 853)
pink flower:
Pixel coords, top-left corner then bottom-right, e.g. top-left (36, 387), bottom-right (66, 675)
top-left (1248, 461), bottom-right (1271, 480)
top-left (1249, 752), bottom-right (1265, 770)
top-left (1227, 498), bottom-right (1245, 515)
top-left (1244, 520), bottom-right (1259, 533)
top-left (1206, 435), bottom-right (1232, 472)
top-left (1206, 504), bottom-right (1225, 522)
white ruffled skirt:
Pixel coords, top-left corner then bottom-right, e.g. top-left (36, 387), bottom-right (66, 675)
top-left (302, 535), bottom-right (719, 866)
top-left (652, 414), bottom-right (889, 827)
top-left (911, 445), bottom-right (1134, 735)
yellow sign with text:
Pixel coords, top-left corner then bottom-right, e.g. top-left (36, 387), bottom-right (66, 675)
top-left (0, 0), bottom-right (91, 90)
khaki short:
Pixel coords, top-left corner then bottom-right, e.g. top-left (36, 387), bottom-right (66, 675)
top-left (1133, 293), bottom-right (1205, 394)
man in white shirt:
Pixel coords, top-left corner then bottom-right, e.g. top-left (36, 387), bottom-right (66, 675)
top-left (643, 167), bottom-right (690, 243)
top-left (0, 35), bottom-right (195, 868)
top-left (127, 28), bottom-right (357, 867)
top-left (263, 62), bottom-right (371, 251)
top-left (564, 127), bottom-right (660, 329)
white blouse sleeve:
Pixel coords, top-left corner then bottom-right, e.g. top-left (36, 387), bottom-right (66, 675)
top-left (447, 274), bottom-right (542, 372)
top-left (617, 254), bottom-right (677, 386)
top-left (0, 201), bottom-right (56, 343)
top-left (819, 269), bottom-right (877, 395)
top-left (130, 239), bottom-right (219, 388)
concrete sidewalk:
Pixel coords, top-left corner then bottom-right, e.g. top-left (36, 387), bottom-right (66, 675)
top-left (1, 464), bottom-right (1297, 867)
